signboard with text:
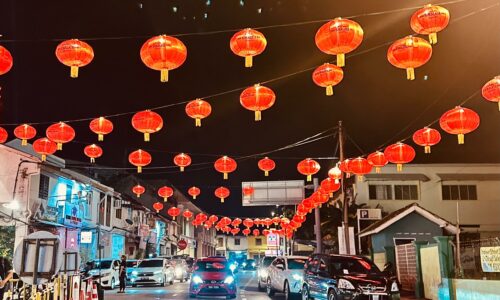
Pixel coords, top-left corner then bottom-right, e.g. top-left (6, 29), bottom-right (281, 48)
top-left (357, 209), bottom-right (382, 220)
top-left (480, 246), bottom-right (500, 272)
top-left (242, 180), bottom-right (305, 206)
top-left (338, 227), bottom-right (356, 255)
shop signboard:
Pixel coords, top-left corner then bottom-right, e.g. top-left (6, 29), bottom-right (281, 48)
top-left (480, 246), bottom-right (500, 272)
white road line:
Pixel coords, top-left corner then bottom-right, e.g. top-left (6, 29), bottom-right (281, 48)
top-left (172, 294), bottom-right (177, 296)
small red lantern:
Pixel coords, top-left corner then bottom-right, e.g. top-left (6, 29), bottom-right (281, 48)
top-left (14, 124), bottom-right (36, 146)
top-left (0, 46), bottom-right (13, 76)
top-left (263, 218), bottom-right (273, 228)
top-left (328, 166), bottom-right (342, 182)
top-left (297, 158), bottom-right (321, 182)
top-left (410, 5), bottom-right (450, 44)
top-left (272, 217), bottom-right (281, 225)
top-left (243, 218), bottom-right (254, 228)
top-left (33, 138), bottom-right (57, 161)
top-left (185, 99), bottom-right (212, 127)
top-left (215, 187), bottom-right (230, 203)
top-left (302, 198), bottom-right (315, 212)
top-left (439, 106), bottom-right (480, 144)
top-left (0, 127), bottom-right (8, 143)
top-left (232, 218), bottom-right (242, 227)
top-left (89, 117), bottom-right (113, 141)
top-left (254, 218), bottom-right (262, 227)
top-left (188, 186), bottom-right (201, 199)
top-left (84, 144), bottom-right (103, 163)
top-left (338, 159), bottom-right (352, 178)
top-left (230, 28), bottom-right (267, 68)
top-left (152, 202), bottom-right (164, 213)
top-left (293, 215), bottom-right (306, 224)
top-left (168, 206), bottom-right (181, 220)
top-left (384, 142), bottom-right (416, 172)
top-left (174, 153), bottom-right (191, 171)
top-left (214, 156), bottom-right (237, 180)
top-left (209, 215), bottom-right (219, 224)
top-left (221, 217), bottom-right (232, 226)
top-left (46, 122), bottom-right (75, 150)
top-left (55, 39), bottom-right (94, 78)
top-left (262, 229), bottom-right (270, 236)
top-left (140, 35), bottom-right (187, 82)
top-left (413, 127), bottom-right (441, 153)
top-left (367, 151), bottom-right (388, 173)
top-left (132, 184), bottom-right (145, 198)
top-left (132, 110), bottom-right (163, 142)
top-left (482, 76), bottom-right (500, 111)
top-left (387, 36), bottom-right (432, 80)
top-left (315, 18), bottom-right (364, 67)
top-left (128, 149), bottom-right (152, 173)
top-left (348, 157), bottom-right (373, 180)
top-left (158, 186), bottom-right (174, 202)
top-left (258, 157), bottom-right (275, 176)
top-left (197, 213), bottom-right (208, 223)
top-left (242, 186), bottom-right (254, 196)
top-left (312, 63), bottom-right (344, 96)
top-left (242, 228), bottom-right (251, 236)
top-left (240, 84), bottom-right (276, 121)
top-left (320, 177), bottom-right (341, 197)
top-left (183, 209), bottom-right (193, 220)
top-left (231, 228), bottom-right (240, 236)
top-left (252, 229), bottom-right (260, 237)
top-left (297, 204), bottom-right (308, 216)
top-left (311, 191), bottom-right (329, 207)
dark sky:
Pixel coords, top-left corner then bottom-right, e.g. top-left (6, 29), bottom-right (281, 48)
top-left (1, 0), bottom-right (499, 217)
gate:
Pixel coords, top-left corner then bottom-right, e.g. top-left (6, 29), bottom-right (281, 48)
top-left (395, 243), bottom-right (417, 291)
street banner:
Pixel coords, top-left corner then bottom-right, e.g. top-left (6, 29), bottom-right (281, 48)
top-left (480, 246), bottom-right (500, 272)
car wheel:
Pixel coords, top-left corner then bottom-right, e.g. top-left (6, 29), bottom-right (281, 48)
top-left (285, 281), bottom-right (296, 300)
top-left (266, 278), bottom-right (275, 297)
top-left (327, 289), bottom-right (338, 300)
top-left (170, 279), bottom-right (174, 285)
top-left (110, 278), bottom-right (115, 290)
top-left (258, 279), bottom-right (264, 291)
top-left (161, 276), bottom-right (166, 287)
top-left (302, 285), bottom-right (311, 300)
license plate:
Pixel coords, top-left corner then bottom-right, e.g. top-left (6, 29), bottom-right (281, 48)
top-left (372, 296), bottom-right (379, 300)
top-left (208, 286), bottom-right (219, 289)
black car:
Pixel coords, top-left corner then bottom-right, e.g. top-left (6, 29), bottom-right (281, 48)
top-left (302, 254), bottom-right (400, 300)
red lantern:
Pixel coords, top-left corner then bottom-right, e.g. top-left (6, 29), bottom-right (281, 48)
top-left (46, 122), bottom-right (75, 150)
top-left (240, 84), bottom-right (276, 121)
top-left (89, 117), bottom-right (113, 141)
top-left (231, 228), bottom-right (240, 236)
top-left (293, 215), bottom-right (306, 224)
top-left (152, 202), bottom-right (164, 213)
top-left (387, 36), bottom-right (432, 80)
top-left (311, 191), bottom-right (329, 207)
top-left (263, 218), bottom-right (273, 228)
top-left (214, 156), bottom-right (237, 179)
top-left (312, 63), bottom-right (344, 96)
top-left (243, 218), bottom-right (254, 228)
top-left (168, 206), bottom-right (180, 220)
top-left (482, 76), bottom-right (500, 111)
top-left (230, 28), bottom-right (267, 68)
top-left (197, 213), bottom-right (208, 223)
top-left (348, 157), bottom-right (373, 180)
top-left (339, 159), bottom-right (352, 178)
top-left (252, 229), bottom-right (260, 237)
top-left (140, 35), bottom-right (187, 82)
top-left (320, 177), bottom-right (341, 197)
top-left (413, 127), bottom-right (441, 154)
top-left (132, 110), bottom-right (163, 142)
top-left (232, 218), bottom-right (242, 227)
top-left (158, 186), bottom-right (174, 202)
top-left (132, 184), bottom-right (145, 198)
top-left (258, 157), bottom-right (275, 176)
top-left (0, 127), bottom-right (8, 143)
top-left (0, 46), bottom-right (13, 75)
top-left (209, 215), bottom-right (219, 224)
top-left (185, 99), bottom-right (212, 127)
top-left (183, 209), bottom-right (193, 220)
top-left (188, 186), bottom-right (201, 199)
top-left (384, 142), bottom-right (416, 172)
top-left (128, 149), bottom-right (152, 173)
top-left (14, 124), bottom-right (36, 146)
top-left (297, 158), bottom-right (321, 182)
top-left (367, 151), bottom-right (388, 173)
top-left (410, 5), bottom-right (450, 44)
top-left (33, 138), bottom-right (57, 161)
top-left (254, 218), bottom-right (262, 227)
top-left (174, 153), bottom-right (191, 171)
top-left (439, 106), bottom-right (480, 144)
top-left (262, 229), bottom-right (270, 236)
top-left (315, 18), bottom-right (364, 67)
top-left (272, 217), bottom-right (281, 225)
top-left (328, 166), bottom-right (342, 182)
top-left (84, 144), bottom-right (103, 163)
top-left (302, 198), bottom-right (315, 212)
top-left (242, 186), bottom-right (254, 196)
top-left (215, 187), bottom-right (230, 203)
top-left (242, 228), bottom-right (251, 236)
top-left (221, 217), bottom-right (232, 226)
top-left (55, 39), bottom-right (94, 78)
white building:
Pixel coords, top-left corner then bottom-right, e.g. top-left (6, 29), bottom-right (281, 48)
top-left (215, 235), bottom-right (248, 260)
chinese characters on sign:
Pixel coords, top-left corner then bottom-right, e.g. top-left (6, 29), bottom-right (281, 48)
top-left (480, 246), bottom-right (500, 272)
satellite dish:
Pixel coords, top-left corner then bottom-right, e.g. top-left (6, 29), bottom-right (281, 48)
top-left (125, 218), bottom-right (133, 225)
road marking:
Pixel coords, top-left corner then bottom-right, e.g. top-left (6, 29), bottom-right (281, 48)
top-left (173, 294), bottom-right (177, 296)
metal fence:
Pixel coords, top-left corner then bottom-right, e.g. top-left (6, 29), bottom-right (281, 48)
top-left (456, 237), bottom-right (500, 280)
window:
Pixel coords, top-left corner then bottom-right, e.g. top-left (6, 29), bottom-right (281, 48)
top-left (217, 238), bottom-right (224, 247)
top-left (115, 208), bottom-right (122, 219)
top-left (394, 185), bottom-right (418, 200)
top-left (38, 174), bottom-right (49, 200)
top-left (442, 185), bottom-right (477, 200)
top-left (368, 185), bottom-right (392, 200)
top-left (234, 238), bottom-right (240, 246)
top-left (106, 195), bottom-right (111, 227)
top-left (98, 193), bottom-right (105, 225)
top-left (255, 238), bottom-right (262, 246)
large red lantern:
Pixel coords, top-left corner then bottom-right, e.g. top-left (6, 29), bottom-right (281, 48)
top-left (243, 218), bottom-right (254, 228)
top-left (230, 28), bottom-right (267, 68)
top-left (168, 206), bottom-right (181, 220)
top-left (33, 138), bottom-right (57, 161)
top-left (215, 187), bottom-right (230, 203)
top-left (84, 144), bottom-right (103, 163)
top-left (89, 117), bottom-right (113, 141)
top-left (339, 159), bottom-right (352, 178)
top-left (158, 186), bottom-right (174, 202)
top-left (132, 184), bottom-right (145, 198)
top-left (384, 142), bottom-right (416, 172)
top-left (240, 84), bottom-right (276, 121)
top-left (0, 46), bottom-right (13, 76)
top-left (412, 127), bottom-right (441, 153)
top-left (482, 76), bottom-right (500, 111)
top-left (188, 186), bottom-right (201, 199)
top-left (214, 156), bottom-right (237, 179)
top-left (439, 106), bottom-right (480, 144)
top-left (132, 110), bottom-right (163, 142)
top-left (197, 213), bottom-right (208, 223)
top-left (14, 124), bottom-right (36, 146)
top-left (312, 63), bottom-right (344, 96)
top-left (185, 99), bottom-right (212, 127)
top-left (297, 158), bottom-right (321, 182)
top-left (320, 177), bottom-right (341, 197)
top-left (315, 18), bottom-right (364, 67)
top-left (152, 202), bottom-right (164, 213)
top-left (128, 149), bottom-right (152, 173)
top-left (174, 153), bottom-right (191, 171)
top-left (410, 5), bottom-right (450, 44)
top-left (0, 127), bottom-right (8, 143)
top-left (46, 122), bottom-right (75, 150)
top-left (183, 209), bottom-right (193, 220)
top-left (140, 35), bottom-right (187, 82)
top-left (221, 217), bottom-right (232, 226)
top-left (242, 186), bottom-right (254, 196)
top-left (367, 151), bottom-right (388, 173)
top-left (258, 157), bottom-right (275, 176)
top-left (387, 36), bottom-right (432, 80)
top-left (348, 157), bottom-right (373, 180)
top-left (328, 166), bottom-right (342, 182)
top-left (55, 39), bottom-right (94, 78)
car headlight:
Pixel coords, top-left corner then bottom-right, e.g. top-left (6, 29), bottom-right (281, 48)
top-left (242, 262), bottom-right (247, 267)
top-left (131, 271), bottom-right (138, 276)
top-left (224, 276), bottom-right (235, 284)
top-left (292, 273), bottom-right (303, 281)
top-left (100, 272), bottom-right (111, 277)
top-left (391, 281), bottom-right (399, 292)
top-left (154, 270), bottom-right (163, 275)
top-left (175, 267), bottom-right (183, 275)
top-left (337, 279), bottom-right (355, 290)
top-left (229, 264), bottom-right (237, 272)
top-left (192, 275), bottom-right (203, 284)
top-left (259, 269), bottom-right (268, 278)
top-left (251, 262), bottom-right (256, 267)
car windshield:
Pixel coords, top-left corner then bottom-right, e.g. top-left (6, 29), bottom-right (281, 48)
top-left (126, 261), bottom-right (138, 268)
top-left (91, 260), bottom-right (112, 269)
top-left (288, 258), bottom-right (307, 270)
top-left (261, 257), bottom-right (276, 267)
top-left (330, 257), bottom-right (380, 275)
top-left (195, 261), bottom-right (229, 272)
top-left (138, 260), bottom-right (163, 268)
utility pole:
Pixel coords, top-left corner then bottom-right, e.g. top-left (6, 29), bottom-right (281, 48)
top-left (313, 178), bottom-right (322, 253)
top-left (339, 121), bottom-right (351, 254)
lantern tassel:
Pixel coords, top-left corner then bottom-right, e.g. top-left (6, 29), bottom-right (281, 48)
top-left (425, 146), bottom-right (431, 154)
top-left (90, 157), bottom-right (95, 163)
top-left (406, 68), bottom-right (415, 80)
top-left (375, 167), bottom-right (381, 173)
top-left (136, 193), bottom-right (140, 198)
top-left (144, 133), bottom-right (150, 142)
top-left (307, 174), bottom-right (312, 182)
top-left (255, 110), bottom-right (261, 121)
top-left (137, 166), bottom-right (142, 173)
top-left (429, 32), bottom-right (438, 45)
top-left (326, 86), bottom-right (333, 96)
top-left (221, 198), bottom-right (224, 203)
top-left (264, 170), bottom-right (269, 176)
top-left (245, 56), bottom-right (253, 68)
top-left (163, 197), bottom-right (167, 202)
top-left (41, 154), bottom-right (47, 161)
top-left (21, 139), bottom-right (27, 146)
top-left (57, 143), bottom-right (63, 151)
top-left (180, 166), bottom-right (185, 172)
top-left (70, 66), bottom-right (79, 78)
top-left (329, 192), bottom-right (333, 198)
top-left (336, 53), bottom-right (345, 67)
top-left (98, 134), bottom-right (104, 141)
top-left (223, 173), bottom-right (228, 180)
top-left (458, 134), bottom-right (465, 144)
top-left (195, 118), bottom-right (201, 127)
top-left (160, 69), bottom-right (169, 82)
top-left (193, 195), bottom-right (196, 200)
top-left (397, 164), bottom-right (403, 172)
top-left (497, 101), bottom-right (500, 111)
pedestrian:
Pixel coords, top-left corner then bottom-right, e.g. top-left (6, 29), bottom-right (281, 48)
top-left (118, 255), bottom-right (127, 293)
top-left (0, 257), bottom-right (13, 300)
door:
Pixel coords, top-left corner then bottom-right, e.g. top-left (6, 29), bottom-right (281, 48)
top-left (304, 256), bottom-right (320, 297)
top-left (272, 258), bottom-right (285, 290)
top-left (395, 243), bottom-right (417, 292)
top-left (315, 256), bottom-right (330, 298)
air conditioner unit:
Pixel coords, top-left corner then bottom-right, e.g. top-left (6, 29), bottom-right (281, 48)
top-left (114, 199), bottom-right (122, 209)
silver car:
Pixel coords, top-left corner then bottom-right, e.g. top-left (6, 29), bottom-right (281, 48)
top-left (170, 259), bottom-right (189, 282)
top-left (130, 258), bottom-right (175, 287)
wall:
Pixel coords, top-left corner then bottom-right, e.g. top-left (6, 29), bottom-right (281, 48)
top-left (247, 236), bottom-right (267, 259)
top-left (420, 245), bottom-right (441, 300)
top-left (226, 236), bottom-right (248, 251)
top-left (373, 252), bottom-right (386, 271)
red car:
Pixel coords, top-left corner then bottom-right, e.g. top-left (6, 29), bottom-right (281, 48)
top-left (189, 257), bottom-right (237, 299)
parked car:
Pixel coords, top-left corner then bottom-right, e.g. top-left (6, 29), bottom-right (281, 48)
top-left (257, 256), bottom-right (276, 291)
top-left (266, 256), bottom-right (308, 300)
top-left (125, 259), bottom-right (139, 286)
top-left (189, 257), bottom-right (237, 299)
top-left (86, 259), bottom-right (121, 289)
top-left (302, 254), bottom-right (400, 300)
top-left (241, 259), bottom-right (257, 270)
top-left (130, 258), bottom-right (174, 287)
top-left (170, 258), bottom-right (190, 282)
